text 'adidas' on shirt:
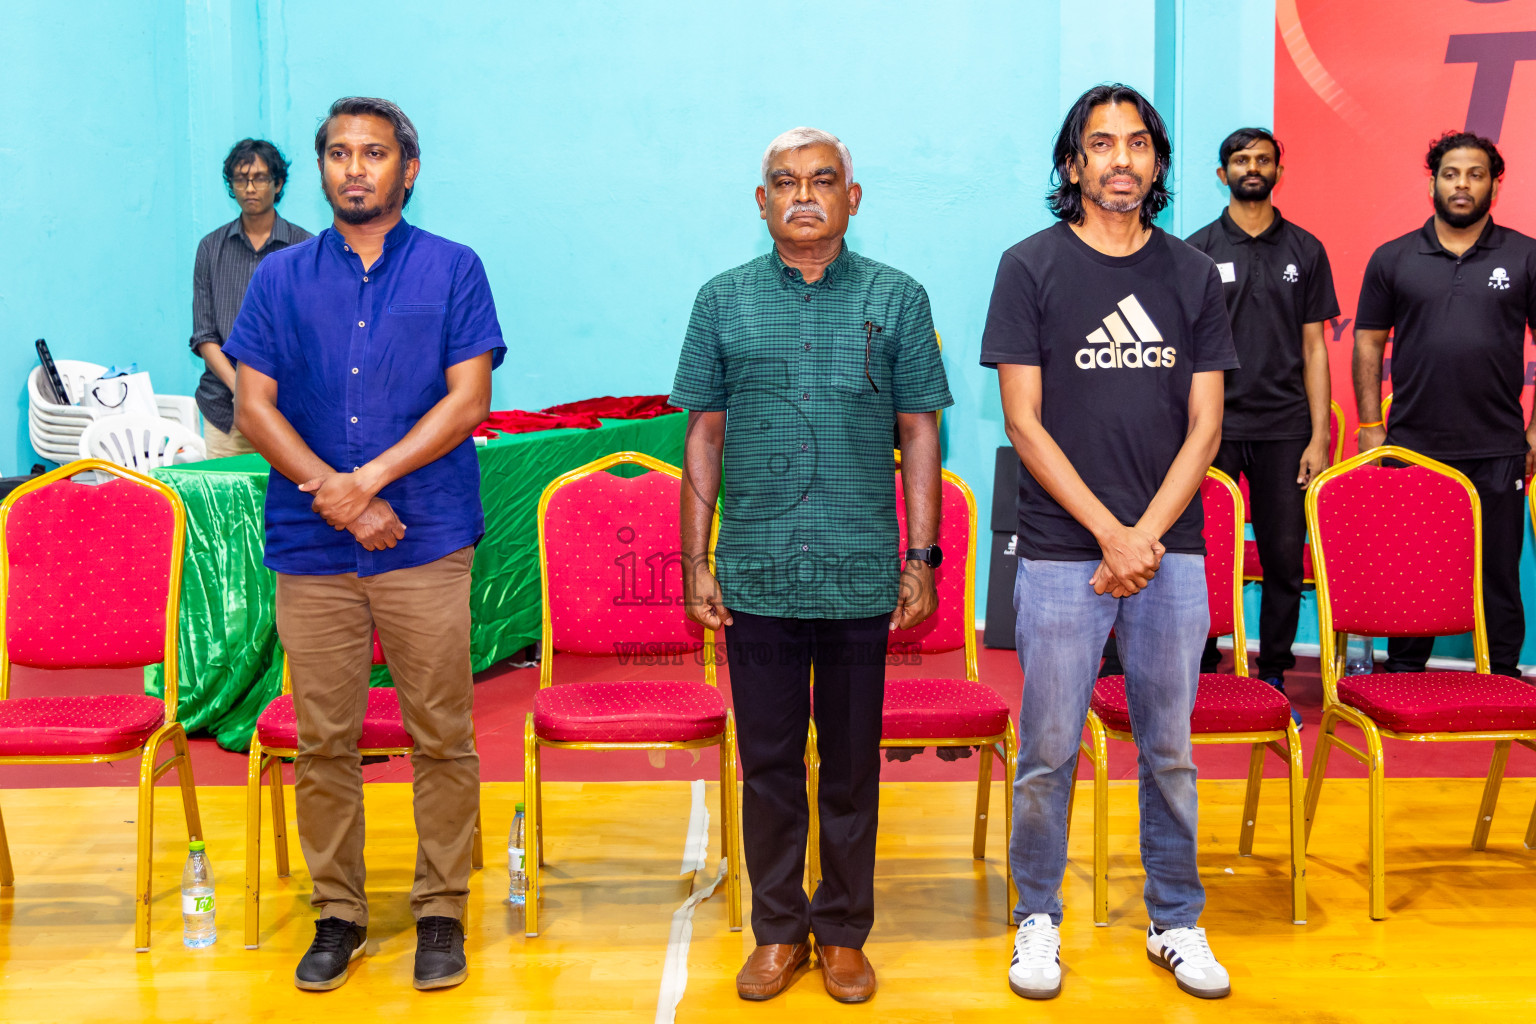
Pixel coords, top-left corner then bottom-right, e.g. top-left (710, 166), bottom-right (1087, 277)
top-left (980, 222), bottom-right (1239, 560)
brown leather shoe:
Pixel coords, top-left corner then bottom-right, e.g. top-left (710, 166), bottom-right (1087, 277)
top-left (736, 942), bottom-right (811, 1000)
top-left (819, 945), bottom-right (877, 1003)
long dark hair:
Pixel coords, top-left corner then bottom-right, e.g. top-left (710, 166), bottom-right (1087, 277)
top-left (1048, 83), bottom-right (1172, 229)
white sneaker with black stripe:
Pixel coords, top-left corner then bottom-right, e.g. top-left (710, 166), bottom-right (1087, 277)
top-left (1007, 913), bottom-right (1062, 999)
top-left (1146, 924), bottom-right (1230, 998)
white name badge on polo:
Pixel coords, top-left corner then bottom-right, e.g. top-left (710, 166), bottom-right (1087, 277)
top-left (1217, 262), bottom-right (1237, 284)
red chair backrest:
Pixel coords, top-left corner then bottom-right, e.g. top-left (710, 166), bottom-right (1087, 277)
top-left (1201, 473), bottom-right (1241, 640)
top-left (4, 477), bottom-right (175, 668)
top-left (543, 466), bottom-right (704, 660)
top-left (891, 470), bottom-right (973, 655)
top-left (1311, 462), bottom-right (1477, 637)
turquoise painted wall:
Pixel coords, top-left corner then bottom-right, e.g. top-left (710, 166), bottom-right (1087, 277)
top-left (1, 0), bottom-right (1276, 628)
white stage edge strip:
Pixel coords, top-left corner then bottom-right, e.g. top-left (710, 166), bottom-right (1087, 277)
top-left (655, 780), bottom-right (722, 1024)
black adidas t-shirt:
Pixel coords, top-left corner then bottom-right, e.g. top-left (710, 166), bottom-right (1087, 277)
top-left (980, 222), bottom-right (1239, 560)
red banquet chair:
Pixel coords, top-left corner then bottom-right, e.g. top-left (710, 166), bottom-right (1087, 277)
top-left (806, 468), bottom-right (1018, 923)
top-left (1240, 398), bottom-right (1346, 584)
top-left (243, 634), bottom-right (485, 948)
top-left (1305, 446), bottom-right (1536, 919)
top-left (525, 451), bottom-right (741, 937)
top-left (1078, 468), bottom-right (1306, 925)
top-left (0, 459), bottom-right (202, 951)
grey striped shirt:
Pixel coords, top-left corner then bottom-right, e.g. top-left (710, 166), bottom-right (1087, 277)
top-left (190, 213), bottom-right (312, 431)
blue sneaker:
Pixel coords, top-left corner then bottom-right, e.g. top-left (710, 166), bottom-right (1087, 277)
top-left (1262, 677), bottom-right (1303, 731)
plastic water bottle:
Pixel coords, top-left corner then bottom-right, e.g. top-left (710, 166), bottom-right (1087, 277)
top-left (1345, 635), bottom-right (1374, 676)
top-left (508, 802), bottom-right (527, 906)
top-left (182, 840), bottom-right (216, 948)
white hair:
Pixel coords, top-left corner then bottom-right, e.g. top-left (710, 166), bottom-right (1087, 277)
top-left (761, 127), bottom-right (853, 184)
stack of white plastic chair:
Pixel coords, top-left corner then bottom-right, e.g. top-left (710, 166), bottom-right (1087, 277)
top-left (78, 415), bottom-right (206, 471)
top-left (28, 359), bottom-right (202, 464)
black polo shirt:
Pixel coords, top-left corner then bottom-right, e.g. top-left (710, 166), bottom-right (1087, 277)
top-left (1185, 208), bottom-right (1338, 441)
top-left (1357, 217), bottom-right (1536, 460)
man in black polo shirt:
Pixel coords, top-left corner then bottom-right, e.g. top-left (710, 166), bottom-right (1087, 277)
top-left (1186, 128), bottom-right (1338, 726)
top-left (1354, 130), bottom-right (1536, 678)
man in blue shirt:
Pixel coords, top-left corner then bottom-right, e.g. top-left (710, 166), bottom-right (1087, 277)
top-left (224, 97), bottom-right (504, 993)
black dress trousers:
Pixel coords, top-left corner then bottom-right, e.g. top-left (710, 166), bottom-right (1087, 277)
top-left (723, 609), bottom-right (888, 949)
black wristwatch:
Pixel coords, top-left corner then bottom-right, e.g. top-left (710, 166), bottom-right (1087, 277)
top-left (905, 544), bottom-right (943, 569)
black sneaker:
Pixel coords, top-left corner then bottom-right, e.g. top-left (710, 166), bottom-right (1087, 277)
top-left (413, 916), bottom-right (468, 990)
top-left (294, 918), bottom-right (367, 991)
top-left (1262, 676), bottom-right (1303, 731)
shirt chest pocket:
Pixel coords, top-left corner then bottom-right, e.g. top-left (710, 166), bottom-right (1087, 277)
top-left (388, 303), bottom-right (447, 315)
top-left (826, 329), bottom-right (888, 398)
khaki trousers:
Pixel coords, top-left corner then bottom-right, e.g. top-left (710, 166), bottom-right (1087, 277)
top-left (204, 420), bottom-right (257, 459)
top-left (275, 546), bottom-right (480, 926)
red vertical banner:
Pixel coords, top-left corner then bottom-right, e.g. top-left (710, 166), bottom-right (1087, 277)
top-left (1274, 0), bottom-right (1536, 452)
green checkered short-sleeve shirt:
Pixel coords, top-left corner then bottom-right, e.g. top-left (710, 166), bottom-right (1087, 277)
top-left (670, 245), bottom-right (954, 619)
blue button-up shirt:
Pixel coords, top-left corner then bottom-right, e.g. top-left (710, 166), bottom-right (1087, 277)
top-left (223, 220), bottom-right (505, 577)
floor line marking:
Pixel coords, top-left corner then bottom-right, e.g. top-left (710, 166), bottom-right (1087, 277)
top-left (655, 779), bottom-right (720, 1024)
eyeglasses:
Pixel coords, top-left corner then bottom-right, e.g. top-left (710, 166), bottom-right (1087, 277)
top-left (231, 174), bottom-right (274, 188)
top-left (863, 321), bottom-right (883, 393)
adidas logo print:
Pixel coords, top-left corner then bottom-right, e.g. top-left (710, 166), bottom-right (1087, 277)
top-left (1075, 294), bottom-right (1177, 370)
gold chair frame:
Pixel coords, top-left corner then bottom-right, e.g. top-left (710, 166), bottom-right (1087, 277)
top-left (0, 459), bottom-right (202, 951)
top-left (1077, 467), bottom-right (1306, 925)
top-left (524, 451), bottom-right (741, 936)
top-left (1304, 445), bottom-right (1536, 919)
top-left (243, 655), bottom-right (485, 948)
top-left (806, 468), bottom-right (1018, 923)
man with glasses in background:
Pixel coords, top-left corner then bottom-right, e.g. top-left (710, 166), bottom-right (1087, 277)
top-left (190, 138), bottom-right (312, 458)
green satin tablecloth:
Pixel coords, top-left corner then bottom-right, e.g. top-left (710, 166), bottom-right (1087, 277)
top-left (146, 413), bottom-right (686, 751)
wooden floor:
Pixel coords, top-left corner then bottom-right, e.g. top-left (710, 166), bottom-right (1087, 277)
top-left (2, 776), bottom-right (1535, 1022)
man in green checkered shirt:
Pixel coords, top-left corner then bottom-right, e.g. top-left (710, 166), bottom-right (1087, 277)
top-left (670, 127), bottom-right (953, 1004)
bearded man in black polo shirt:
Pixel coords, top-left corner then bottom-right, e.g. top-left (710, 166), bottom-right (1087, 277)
top-left (1186, 128), bottom-right (1338, 726)
top-left (1354, 131), bottom-right (1536, 678)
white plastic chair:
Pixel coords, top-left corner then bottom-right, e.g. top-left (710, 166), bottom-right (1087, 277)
top-left (29, 361), bottom-right (202, 463)
top-left (79, 415), bottom-right (206, 471)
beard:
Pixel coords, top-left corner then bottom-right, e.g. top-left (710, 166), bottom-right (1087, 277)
top-left (1081, 167), bottom-right (1148, 214)
top-left (326, 177), bottom-right (406, 224)
top-left (1433, 187), bottom-right (1492, 229)
top-left (1228, 172), bottom-right (1275, 201)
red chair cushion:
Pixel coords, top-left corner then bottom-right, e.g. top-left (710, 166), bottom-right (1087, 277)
top-left (1337, 671), bottom-right (1536, 733)
top-left (0, 694), bottom-right (166, 756)
top-left (881, 677), bottom-right (1010, 741)
top-left (1092, 673), bottom-right (1294, 734)
top-left (256, 688), bottom-right (414, 750)
top-left (5, 477), bottom-right (175, 668)
top-left (1243, 540), bottom-right (1315, 583)
top-left (533, 681), bottom-right (726, 743)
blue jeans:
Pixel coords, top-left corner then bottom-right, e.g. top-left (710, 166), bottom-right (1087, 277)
top-left (1008, 555), bottom-right (1208, 928)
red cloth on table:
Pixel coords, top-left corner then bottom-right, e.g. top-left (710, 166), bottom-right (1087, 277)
top-left (473, 395), bottom-right (679, 438)
top-left (540, 395), bottom-right (679, 420)
top-left (473, 409), bottom-right (603, 438)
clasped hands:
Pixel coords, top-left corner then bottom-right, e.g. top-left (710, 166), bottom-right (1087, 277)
top-left (1090, 523), bottom-right (1164, 598)
top-left (298, 468), bottom-right (406, 551)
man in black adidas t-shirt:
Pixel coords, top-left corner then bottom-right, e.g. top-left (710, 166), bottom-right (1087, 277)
top-left (1354, 131), bottom-right (1536, 679)
top-left (982, 84), bottom-right (1238, 1002)
top-left (1186, 128), bottom-right (1338, 726)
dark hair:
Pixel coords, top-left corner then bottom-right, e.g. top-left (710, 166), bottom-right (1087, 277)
top-left (1049, 83), bottom-right (1172, 229)
top-left (314, 97), bottom-right (421, 207)
top-left (223, 138), bottom-right (290, 202)
top-left (1218, 127), bottom-right (1283, 168)
top-left (1426, 130), bottom-right (1504, 179)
